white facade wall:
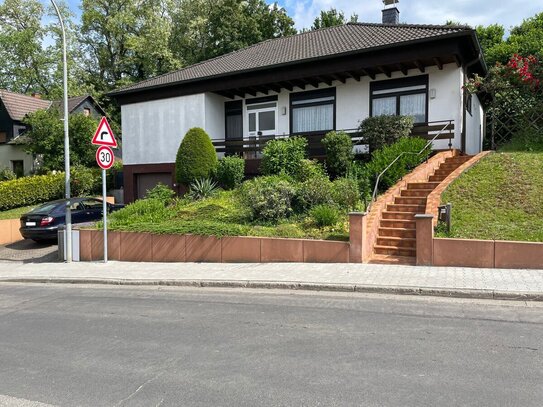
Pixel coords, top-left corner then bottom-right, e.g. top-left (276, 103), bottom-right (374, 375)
top-left (122, 63), bottom-right (479, 166)
top-left (465, 93), bottom-right (484, 155)
top-left (204, 92), bottom-right (225, 140)
top-left (0, 145), bottom-right (34, 175)
top-left (121, 93), bottom-right (206, 165)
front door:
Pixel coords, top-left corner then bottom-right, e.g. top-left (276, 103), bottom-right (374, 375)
top-left (247, 102), bottom-right (277, 138)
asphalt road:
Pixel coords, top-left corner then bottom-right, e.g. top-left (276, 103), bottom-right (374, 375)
top-left (0, 285), bottom-right (541, 407)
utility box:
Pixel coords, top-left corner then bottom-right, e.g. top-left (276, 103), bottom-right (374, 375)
top-left (57, 226), bottom-right (80, 262)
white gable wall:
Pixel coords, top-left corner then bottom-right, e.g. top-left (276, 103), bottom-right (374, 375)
top-left (122, 93), bottom-right (206, 165)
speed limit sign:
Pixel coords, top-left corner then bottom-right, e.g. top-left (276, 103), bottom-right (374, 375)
top-left (96, 145), bottom-right (115, 170)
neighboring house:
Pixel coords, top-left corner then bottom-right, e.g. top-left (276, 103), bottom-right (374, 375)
top-left (0, 91), bottom-right (106, 176)
top-left (109, 4), bottom-right (487, 203)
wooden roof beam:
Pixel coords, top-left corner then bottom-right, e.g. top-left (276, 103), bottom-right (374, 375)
top-left (361, 69), bottom-right (375, 80)
top-left (346, 71), bottom-right (361, 81)
top-left (278, 82), bottom-right (293, 91)
top-left (331, 73), bottom-right (348, 83)
top-left (453, 54), bottom-right (462, 67)
top-left (377, 66), bottom-right (392, 78)
top-left (433, 57), bottom-right (443, 70)
top-left (290, 79), bottom-right (307, 90)
top-left (317, 76), bottom-right (333, 86)
top-left (397, 63), bottom-right (408, 76)
top-left (414, 60), bottom-right (425, 73)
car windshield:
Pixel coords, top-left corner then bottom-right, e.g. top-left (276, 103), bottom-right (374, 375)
top-left (29, 202), bottom-right (61, 214)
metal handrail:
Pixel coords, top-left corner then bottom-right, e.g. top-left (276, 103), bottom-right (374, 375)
top-left (366, 120), bottom-right (453, 212)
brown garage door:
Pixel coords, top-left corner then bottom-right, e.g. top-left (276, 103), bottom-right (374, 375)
top-left (136, 172), bottom-right (173, 199)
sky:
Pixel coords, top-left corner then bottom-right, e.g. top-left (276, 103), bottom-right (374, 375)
top-left (63, 0), bottom-right (540, 31)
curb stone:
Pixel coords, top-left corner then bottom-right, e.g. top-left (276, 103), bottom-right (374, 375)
top-left (1, 277), bottom-right (543, 302)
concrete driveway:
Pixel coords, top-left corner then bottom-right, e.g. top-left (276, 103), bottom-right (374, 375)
top-left (0, 240), bottom-right (58, 263)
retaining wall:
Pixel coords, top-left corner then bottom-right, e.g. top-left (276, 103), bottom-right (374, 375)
top-left (79, 229), bottom-right (353, 263)
top-left (0, 219), bottom-right (23, 245)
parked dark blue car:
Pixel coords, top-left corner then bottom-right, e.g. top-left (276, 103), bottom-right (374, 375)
top-left (20, 198), bottom-right (124, 242)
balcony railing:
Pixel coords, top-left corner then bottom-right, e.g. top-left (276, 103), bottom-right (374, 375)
top-left (211, 120), bottom-right (455, 159)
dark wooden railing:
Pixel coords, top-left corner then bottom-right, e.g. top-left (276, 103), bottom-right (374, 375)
top-left (212, 120), bottom-right (455, 158)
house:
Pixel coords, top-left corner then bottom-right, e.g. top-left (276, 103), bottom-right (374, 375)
top-left (0, 91), bottom-right (106, 176)
top-left (109, 3), bottom-right (487, 203)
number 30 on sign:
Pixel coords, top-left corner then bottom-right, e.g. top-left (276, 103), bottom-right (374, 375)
top-left (96, 145), bottom-right (115, 170)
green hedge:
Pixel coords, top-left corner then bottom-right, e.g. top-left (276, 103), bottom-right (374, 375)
top-left (0, 172), bottom-right (65, 211)
top-left (359, 115), bottom-right (414, 153)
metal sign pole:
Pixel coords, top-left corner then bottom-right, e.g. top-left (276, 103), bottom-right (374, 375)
top-left (102, 169), bottom-right (108, 263)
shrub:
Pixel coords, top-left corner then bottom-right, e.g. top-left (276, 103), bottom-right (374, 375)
top-left (70, 165), bottom-right (101, 196)
top-left (216, 156), bottom-right (245, 189)
top-left (175, 127), bottom-right (218, 184)
top-left (188, 178), bottom-right (218, 201)
top-left (359, 115), bottom-right (414, 152)
top-left (322, 131), bottom-right (354, 178)
top-left (346, 162), bottom-right (373, 208)
top-left (310, 204), bottom-right (340, 227)
top-left (0, 172), bottom-right (64, 211)
top-left (261, 137), bottom-right (307, 176)
top-left (331, 177), bottom-right (360, 211)
top-left (294, 175), bottom-right (333, 212)
top-left (145, 183), bottom-right (176, 204)
top-left (0, 168), bottom-right (17, 181)
top-left (292, 159), bottom-right (327, 182)
top-left (366, 137), bottom-right (430, 191)
top-left (239, 175), bottom-right (296, 222)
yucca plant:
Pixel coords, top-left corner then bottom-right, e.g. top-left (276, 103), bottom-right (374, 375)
top-left (188, 178), bottom-right (218, 200)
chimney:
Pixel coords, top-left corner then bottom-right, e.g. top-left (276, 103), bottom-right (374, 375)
top-left (31, 92), bottom-right (41, 99)
top-left (382, 0), bottom-right (400, 24)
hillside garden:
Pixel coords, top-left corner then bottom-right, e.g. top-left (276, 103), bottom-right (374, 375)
top-left (105, 118), bottom-right (429, 240)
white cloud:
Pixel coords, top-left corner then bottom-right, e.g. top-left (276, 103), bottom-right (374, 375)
top-left (279, 0), bottom-right (540, 31)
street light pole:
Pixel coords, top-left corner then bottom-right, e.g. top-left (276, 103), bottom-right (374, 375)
top-left (50, 0), bottom-right (72, 262)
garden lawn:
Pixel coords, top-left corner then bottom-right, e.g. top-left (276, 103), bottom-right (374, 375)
top-left (106, 190), bottom-right (350, 241)
top-left (438, 151), bottom-right (543, 242)
top-left (0, 205), bottom-right (35, 220)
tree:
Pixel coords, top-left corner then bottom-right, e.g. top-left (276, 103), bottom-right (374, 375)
top-left (23, 109), bottom-right (100, 171)
top-left (0, 0), bottom-right (84, 98)
top-left (310, 8), bottom-right (358, 31)
top-left (476, 13), bottom-right (543, 67)
top-left (79, 0), bottom-right (182, 94)
top-left (169, 0), bottom-right (296, 66)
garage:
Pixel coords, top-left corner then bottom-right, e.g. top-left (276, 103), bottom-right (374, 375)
top-left (136, 172), bottom-right (173, 200)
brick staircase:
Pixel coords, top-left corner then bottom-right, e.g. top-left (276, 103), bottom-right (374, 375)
top-left (371, 155), bottom-right (473, 264)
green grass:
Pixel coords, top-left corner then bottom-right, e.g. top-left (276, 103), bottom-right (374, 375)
top-left (437, 150), bottom-right (543, 242)
top-left (0, 205), bottom-right (36, 220)
top-left (106, 190), bottom-right (350, 241)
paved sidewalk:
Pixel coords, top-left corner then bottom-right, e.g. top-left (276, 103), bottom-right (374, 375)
top-left (1, 260), bottom-right (542, 301)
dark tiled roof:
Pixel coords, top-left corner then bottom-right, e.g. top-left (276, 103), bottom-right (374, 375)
top-left (111, 22), bottom-right (472, 95)
top-left (0, 90), bottom-right (52, 121)
top-left (51, 94), bottom-right (106, 116)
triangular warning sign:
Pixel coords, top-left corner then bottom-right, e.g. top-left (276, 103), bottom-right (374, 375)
top-left (92, 117), bottom-right (118, 148)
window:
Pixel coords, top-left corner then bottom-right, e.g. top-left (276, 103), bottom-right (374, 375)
top-left (225, 100), bottom-right (242, 140)
top-left (370, 75), bottom-right (428, 123)
top-left (466, 93), bottom-right (472, 115)
top-left (83, 108), bottom-right (91, 117)
top-left (11, 160), bottom-right (24, 178)
top-left (290, 88), bottom-right (335, 134)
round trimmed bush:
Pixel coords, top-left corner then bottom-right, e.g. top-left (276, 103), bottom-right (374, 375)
top-left (261, 137), bottom-right (307, 176)
top-left (175, 127), bottom-right (218, 184)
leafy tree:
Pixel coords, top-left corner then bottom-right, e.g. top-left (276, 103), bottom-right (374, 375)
top-left (170, 0), bottom-right (296, 66)
top-left (310, 8), bottom-right (358, 31)
top-left (0, 0), bottom-right (84, 98)
top-left (79, 0), bottom-right (182, 93)
top-left (476, 13), bottom-right (543, 67)
top-left (22, 109), bottom-right (100, 171)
